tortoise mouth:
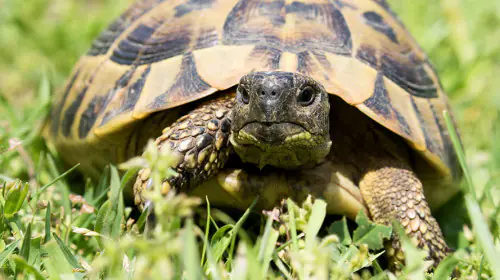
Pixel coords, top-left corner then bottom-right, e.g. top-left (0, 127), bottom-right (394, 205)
top-left (238, 122), bottom-right (309, 145)
top-left (230, 121), bottom-right (331, 169)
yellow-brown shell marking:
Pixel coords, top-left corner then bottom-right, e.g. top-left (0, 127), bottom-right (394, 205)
top-left (50, 0), bottom-right (459, 180)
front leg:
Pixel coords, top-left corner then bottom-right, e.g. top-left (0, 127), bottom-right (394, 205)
top-left (133, 94), bottom-right (234, 207)
top-left (359, 160), bottom-right (449, 269)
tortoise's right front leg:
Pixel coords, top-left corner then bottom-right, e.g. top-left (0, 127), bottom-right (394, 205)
top-left (133, 95), bottom-right (235, 207)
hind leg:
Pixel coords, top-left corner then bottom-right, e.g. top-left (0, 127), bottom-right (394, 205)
top-left (359, 158), bottom-right (449, 270)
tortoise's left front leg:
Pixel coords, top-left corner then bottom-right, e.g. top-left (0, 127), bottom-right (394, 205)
top-left (359, 159), bottom-right (449, 270)
top-left (133, 95), bottom-right (234, 207)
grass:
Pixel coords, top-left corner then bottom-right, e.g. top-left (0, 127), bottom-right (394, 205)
top-left (0, 0), bottom-right (499, 278)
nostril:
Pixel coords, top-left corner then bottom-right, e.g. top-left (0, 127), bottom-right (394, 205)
top-left (260, 90), bottom-right (278, 97)
top-left (238, 86), bottom-right (249, 104)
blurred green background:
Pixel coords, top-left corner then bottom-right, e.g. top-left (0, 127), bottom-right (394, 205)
top-left (0, 0), bottom-right (499, 277)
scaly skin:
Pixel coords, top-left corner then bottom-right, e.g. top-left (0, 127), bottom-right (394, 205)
top-left (359, 159), bottom-right (449, 269)
top-left (133, 94), bottom-right (235, 207)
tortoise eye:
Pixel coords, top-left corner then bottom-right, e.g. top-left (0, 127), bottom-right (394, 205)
top-left (238, 86), bottom-right (249, 104)
top-left (297, 87), bottom-right (316, 106)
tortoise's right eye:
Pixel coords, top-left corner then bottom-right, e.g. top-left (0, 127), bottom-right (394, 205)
top-left (238, 86), bottom-right (249, 104)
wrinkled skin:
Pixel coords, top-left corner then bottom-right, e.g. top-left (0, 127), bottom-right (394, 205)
top-left (230, 72), bottom-right (332, 169)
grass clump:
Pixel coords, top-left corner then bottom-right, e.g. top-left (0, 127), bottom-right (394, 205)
top-left (0, 0), bottom-right (499, 278)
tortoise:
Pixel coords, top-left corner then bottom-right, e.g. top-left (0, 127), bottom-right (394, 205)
top-left (48, 0), bottom-right (462, 269)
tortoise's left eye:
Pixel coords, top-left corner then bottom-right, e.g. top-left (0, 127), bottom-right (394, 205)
top-left (238, 86), bottom-right (249, 104)
top-left (297, 87), bottom-right (316, 106)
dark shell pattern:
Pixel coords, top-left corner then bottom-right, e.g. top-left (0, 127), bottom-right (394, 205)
top-left (50, 0), bottom-right (459, 180)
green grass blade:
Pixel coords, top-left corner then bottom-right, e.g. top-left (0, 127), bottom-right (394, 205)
top-left (94, 201), bottom-right (111, 246)
top-left (136, 204), bottom-right (149, 232)
top-left (11, 255), bottom-right (45, 280)
top-left (201, 196), bottom-right (211, 266)
top-left (44, 155), bottom-right (75, 224)
top-left (9, 222), bottom-right (22, 242)
top-left (109, 165), bottom-right (121, 199)
top-left (43, 240), bottom-right (76, 280)
top-left (94, 195), bottom-right (124, 248)
top-left (442, 111), bottom-right (476, 199)
top-left (287, 199), bottom-right (299, 253)
top-left (38, 70), bottom-right (51, 102)
top-left (465, 195), bottom-right (500, 277)
top-left (371, 259), bottom-right (384, 275)
top-left (226, 198), bottom-right (257, 269)
top-left (210, 224), bottom-right (233, 263)
top-left (183, 218), bottom-right (202, 280)
top-left (259, 224), bottom-right (279, 278)
top-left (444, 110), bottom-right (500, 278)
top-left (258, 213), bottom-right (274, 262)
top-left (44, 202), bottom-right (51, 243)
top-left (478, 255), bottom-right (485, 277)
top-left (0, 240), bottom-right (20, 267)
top-left (36, 163), bottom-right (79, 195)
top-left (28, 236), bottom-right (42, 270)
top-left (92, 165), bottom-right (110, 206)
top-left (20, 222), bottom-right (32, 260)
top-left (273, 254), bottom-right (293, 280)
top-left (305, 199), bottom-right (327, 248)
top-left (201, 223), bottom-right (222, 280)
top-left (53, 234), bottom-right (81, 269)
top-left (432, 255), bottom-right (459, 280)
top-left (82, 178), bottom-right (95, 205)
top-left (120, 166), bottom-right (140, 190)
top-left (0, 93), bottom-right (18, 124)
top-left (94, 165), bottom-right (124, 247)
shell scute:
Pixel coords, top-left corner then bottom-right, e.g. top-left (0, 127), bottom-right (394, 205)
top-left (87, 0), bottom-right (168, 57)
top-left (146, 52), bottom-right (213, 111)
top-left (111, 20), bottom-right (190, 65)
top-left (173, 0), bottom-right (216, 18)
top-left (79, 95), bottom-right (107, 139)
top-left (98, 65), bottom-right (152, 129)
top-left (62, 85), bottom-right (88, 137)
top-left (362, 11), bottom-right (398, 43)
top-left (364, 74), bottom-right (412, 139)
top-left (222, 0), bottom-right (352, 55)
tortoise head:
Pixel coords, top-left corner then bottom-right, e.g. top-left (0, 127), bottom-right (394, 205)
top-left (230, 71), bottom-right (331, 169)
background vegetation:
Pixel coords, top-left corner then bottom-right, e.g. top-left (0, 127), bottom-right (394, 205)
top-left (0, 0), bottom-right (499, 278)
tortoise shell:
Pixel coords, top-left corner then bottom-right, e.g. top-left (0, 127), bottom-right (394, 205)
top-left (49, 0), bottom-right (460, 184)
